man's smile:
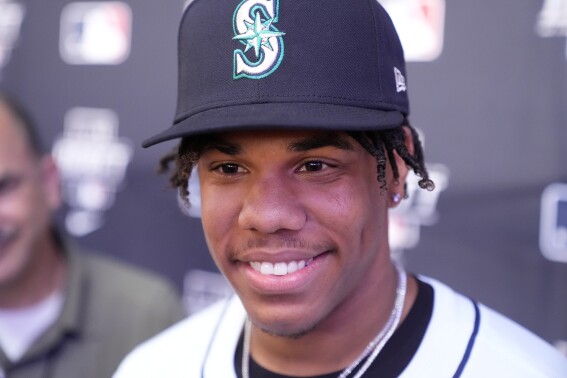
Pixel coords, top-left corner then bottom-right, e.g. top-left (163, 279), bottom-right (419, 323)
top-left (249, 258), bottom-right (314, 276)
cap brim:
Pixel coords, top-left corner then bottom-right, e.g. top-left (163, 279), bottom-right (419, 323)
top-left (142, 102), bottom-right (404, 148)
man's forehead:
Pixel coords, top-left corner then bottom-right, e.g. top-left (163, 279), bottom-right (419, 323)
top-left (0, 102), bottom-right (27, 139)
top-left (0, 110), bottom-right (36, 167)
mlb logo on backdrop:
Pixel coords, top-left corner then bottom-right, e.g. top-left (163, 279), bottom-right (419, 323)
top-left (380, 0), bottom-right (445, 62)
top-left (536, 0), bottom-right (567, 60)
top-left (52, 107), bottom-right (132, 236)
top-left (59, 1), bottom-right (132, 65)
top-left (0, 0), bottom-right (25, 75)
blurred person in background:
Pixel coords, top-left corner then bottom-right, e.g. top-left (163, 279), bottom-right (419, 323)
top-left (0, 90), bottom-right (186, 378)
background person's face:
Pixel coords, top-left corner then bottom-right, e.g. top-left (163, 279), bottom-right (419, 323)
top-left (198, 129), bottom-right (396, 337)
top-left (0, 104), bottom-right (59, 289)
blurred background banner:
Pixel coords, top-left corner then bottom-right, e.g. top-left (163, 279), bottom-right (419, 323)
top-left (1, 0), bottom-right (566, 350)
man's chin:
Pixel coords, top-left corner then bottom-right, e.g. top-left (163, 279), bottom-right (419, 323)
top-left (255, 320), bottom-right (317, 340)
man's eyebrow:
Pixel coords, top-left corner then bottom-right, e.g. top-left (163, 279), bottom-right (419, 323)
top-left (199, 132), bottom-right (354, 155)
top-left (201, 139), bottom-right (242, 155)
top-left (288, 132), bottom-right (354, 152)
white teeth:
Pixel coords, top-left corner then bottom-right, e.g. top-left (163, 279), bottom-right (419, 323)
top-left (260, 262), bottom-right (273, 275)
top-left (287, 261), bottom-right (298, 274)
top-left (273, 262), bottom-right (287, 276)
top-left (250, 258), bottom-right (313, 276)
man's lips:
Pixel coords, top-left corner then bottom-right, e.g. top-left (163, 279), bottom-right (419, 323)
top-left (240, 251), bottom-right (331, 294)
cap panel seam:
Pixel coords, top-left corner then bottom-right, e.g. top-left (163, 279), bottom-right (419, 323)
top-left (367, 0), bottom-right (383, 101)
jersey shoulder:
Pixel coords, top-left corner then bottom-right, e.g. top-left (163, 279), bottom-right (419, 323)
top-left (113, 295), bottom-right (244, 378)
top-left (405, 276), bottom-right (567, 378)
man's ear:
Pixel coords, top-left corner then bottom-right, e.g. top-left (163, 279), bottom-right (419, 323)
top-left (40, 155), bottom-right (62, 211)
top-left (388, 126), bottom-right (414, 206)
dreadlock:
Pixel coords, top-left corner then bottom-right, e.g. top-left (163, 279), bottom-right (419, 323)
top-left (158, 123), bottom-right (435, 203)
top-left (347, 125), bottom-right (434, 193)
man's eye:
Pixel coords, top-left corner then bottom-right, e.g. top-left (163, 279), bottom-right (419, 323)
top-left (0, 176), bottom-right (22, 195)
top-left (299, 161), bottom-right (326, 172)
top-left (214, 163), bottom-right (243, 174)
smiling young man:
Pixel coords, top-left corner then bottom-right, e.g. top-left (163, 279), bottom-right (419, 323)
top-left (114, 0), bottom-right (567, 377)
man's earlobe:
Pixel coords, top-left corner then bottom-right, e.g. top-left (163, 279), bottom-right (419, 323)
top-left (388, 191), bottom-right (402, 208)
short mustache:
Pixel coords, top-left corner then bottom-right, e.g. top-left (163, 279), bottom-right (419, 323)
top-left (228, 237), bottom-right (333, 258)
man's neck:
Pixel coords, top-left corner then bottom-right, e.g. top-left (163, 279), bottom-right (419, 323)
top-left (0, 236), bottom-right (66, 309)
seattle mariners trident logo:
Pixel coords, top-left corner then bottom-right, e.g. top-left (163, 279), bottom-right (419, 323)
top-left (233, 0), bottom-right (286, 79)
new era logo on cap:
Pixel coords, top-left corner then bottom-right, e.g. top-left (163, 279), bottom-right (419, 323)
top-left (394, 67), bottom-right (407, 93)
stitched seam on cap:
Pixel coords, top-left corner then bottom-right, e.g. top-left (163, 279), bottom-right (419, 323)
top-left (184, 93), bottom-right (390, 109)
top-left (175, 100), bottom-right (402, 124)
top-left (368, 0), bottom-right (383, 101)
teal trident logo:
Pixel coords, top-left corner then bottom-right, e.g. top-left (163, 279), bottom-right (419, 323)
top-left (233, 0), bottom-right (285, 79)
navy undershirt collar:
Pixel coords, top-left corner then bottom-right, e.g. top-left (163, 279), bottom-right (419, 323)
top-left (234, 277), bottom-right (434, 378)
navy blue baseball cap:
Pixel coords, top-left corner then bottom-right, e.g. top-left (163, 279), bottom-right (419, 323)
top-left (142, 0), bottom-right (409, 148)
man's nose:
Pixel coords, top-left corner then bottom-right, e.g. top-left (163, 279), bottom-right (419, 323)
top-left (238, 174), bottom-right (306, 234)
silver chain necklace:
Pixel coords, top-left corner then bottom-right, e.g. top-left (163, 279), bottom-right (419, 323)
top-left (242, 263), bottom-right (407, 378)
